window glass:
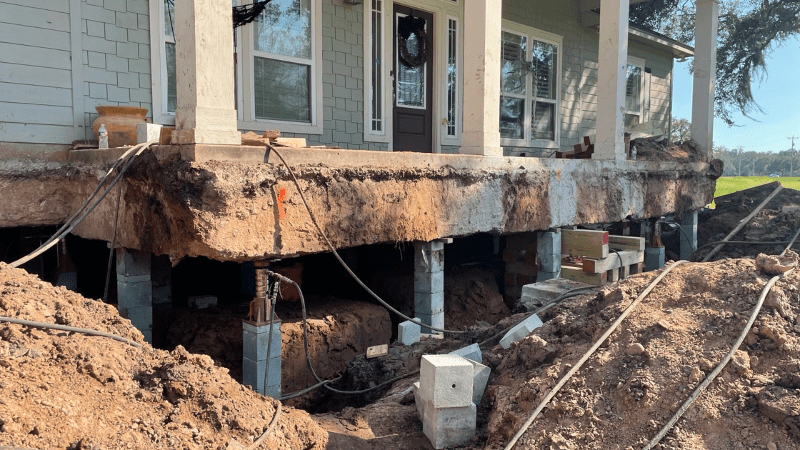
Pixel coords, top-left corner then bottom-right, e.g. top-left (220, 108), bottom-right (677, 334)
top-left (370, 0), bottom-right (383, 131)
top-left (446, 19), bottom-right (457, 137)
top-left (500, 97), bottom-right (525, 140)
top-left (532, 101), bottom-right (554, 140)
top-left (254, 57), bottom-right (311, 122)
top-left (501, 31), bottom-right (526, 95)
top-left (396, 21), bottom-right (425, 108)
top-left (164, 0), bottom-right (174, 36)
top-left (254, 0), bottom-right (312, 59)
top-left (531, 41), bottom-right (556, 100)
top-left (166, 42), bottom-right (177, 112)
top-left (626, 65), bottom-right (642, 114)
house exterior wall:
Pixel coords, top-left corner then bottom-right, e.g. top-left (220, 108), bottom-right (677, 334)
top-left (501, 0), bottom-right (674, 157)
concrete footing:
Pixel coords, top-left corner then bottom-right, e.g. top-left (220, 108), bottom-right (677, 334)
top-left (242, 320), bottom-right (282, 398)
top-left (645, 246), bottom-right (665, 271)
top-left (680, 211), bottom-right (698, 260)
top-left (536, 230), bottom-right (562, 282)
top-left (116, 248), bottom-right (153, 343)
top-left (416, 355), bottom-right (477, 449)
top-left (415, 241), bottom-right (445, 334)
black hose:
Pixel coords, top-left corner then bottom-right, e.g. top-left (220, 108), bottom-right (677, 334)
top-left (0, 316), bottom-right (141, 348)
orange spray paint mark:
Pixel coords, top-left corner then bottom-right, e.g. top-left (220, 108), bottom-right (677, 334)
top-left (277, 188), bottom-right (287, 219)
top-left (557, 169), bottom-right (561, 180)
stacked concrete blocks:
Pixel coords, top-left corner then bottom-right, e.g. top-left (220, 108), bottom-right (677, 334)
top-left (398, 319), bottom-right (421, 345)
top-left (536, 229), bottom-right (562, 281)
top-left (414, 241), bottom-right (445, 334)
top-left (242, 321), bottom-right (282, 399)
top-left (417, 355), bottom-right (477, 449)
top-left (500, 314), bottom-right (543, 349)
top-left (116, 248), bottom-right (152, 343)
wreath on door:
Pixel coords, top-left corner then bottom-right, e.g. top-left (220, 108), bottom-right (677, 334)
top-left (398, 15), bottom-right (428, 68)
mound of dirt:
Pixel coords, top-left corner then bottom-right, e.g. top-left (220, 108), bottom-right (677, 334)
top-left (0, 263), bottom-right (327, 450)
top-left (483, 259), bottom-right (800, 449)
top-left (633, 138), bottom-right (708, 163)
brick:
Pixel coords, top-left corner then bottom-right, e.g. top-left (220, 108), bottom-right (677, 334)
top-left (422, 402), bottom-right (476, 449)
top-left (499, 314), bottom-right (543, 349)
top-left (419, 355), bottom-right (473, 408)
top-left (398, 319), bottom-right (420, 346)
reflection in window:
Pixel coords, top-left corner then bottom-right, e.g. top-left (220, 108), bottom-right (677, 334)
top-left (166, 42), bottom-right (177, 112)
top-left (396, 17), bottom-right (425, 108)
top-left (446, 18), bottom-right (458, 137)
top-left (370, 0), bottom-right (382, 132)
top-left (253, 0), bottom-right (313, 122)
top-left (625, 64), bottom-right (642, 126)
top-left (499, 27), bottom-right (559, 144)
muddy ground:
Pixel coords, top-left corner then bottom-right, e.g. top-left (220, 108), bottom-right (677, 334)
top-left (0, 262), bottom-right (327, 450)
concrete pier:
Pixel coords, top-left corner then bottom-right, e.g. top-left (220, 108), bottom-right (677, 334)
top-left (116, 248), bottom-right (153, 343)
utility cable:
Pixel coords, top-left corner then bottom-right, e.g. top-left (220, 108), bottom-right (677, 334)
top-left (503, 260), bottom-right (687, 450)
top-left (0, 315), bottom-right (142, 348)
top-left (246, 402), bottom-right (282, 450)
top-left (644, 228), bottom-right (800, 449)
top-left (11, 141), bottom-right (157, 269)
top-left (103, 183), bottom-right (124, 303)
top-left (266, 145), bottom-right (465, 334)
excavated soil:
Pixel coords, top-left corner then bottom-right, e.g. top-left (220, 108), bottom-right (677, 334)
top-left (633, 138), bottom-right (709, 163)
top-left (0, 262), bottom-right (327, 450)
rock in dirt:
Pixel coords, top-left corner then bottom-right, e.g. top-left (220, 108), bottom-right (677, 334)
top-left (0, 263), bottom-right (327, 450)
top-left (755, 251), bottom-right (799, 275)
top-left (624, 343), bottom-right (645, 356)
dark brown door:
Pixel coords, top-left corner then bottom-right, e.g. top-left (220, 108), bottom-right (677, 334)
top-left (393, 5), bottom-right (433, 152)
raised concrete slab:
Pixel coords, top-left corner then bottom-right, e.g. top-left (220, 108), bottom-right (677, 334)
top-left (518, 278), bottom-right (592, 311)
top-left (500, 314), bottom-right (544, 349)
top-left (419, 355), bottom-right (473, 408)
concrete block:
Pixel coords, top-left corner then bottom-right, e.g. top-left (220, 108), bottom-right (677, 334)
top-left (117, 280), bottom-right (152, 308)
top-left (419, 355), bottom-right (473, 408)
top-left (499, 314), bottom-right (543, 349)
top-left (414, 269), bottom-right (444, 295)
top-left (242, 321), bottom-right (282, 362)
top-left (413, 381), bottom-right (424, 417)
top-left (448, 343), bottom-right (482, 364)
top-left (468, 360), bottom-right (491, 405)
top-left (422, 402), bottom-right (476, 449)
top-left (536, 230), bottom-right (562, 273)
top-left (518, 278), bottom-right (591, 311)
top-left (243, 356), bottom-right (281, 398)
top-left (398, 319), bottom-right (421, 345)
top-left (415, 243), bottom-right (444, 273)
top-left (116, 248), bottom-right (150, 277)
top-left (645, 246), bottom-right (665, 271)
top-left (414, 291), bottom-right (444, 316)
top-left (136, 123), bottom-right (162, 144)
top-left (417, 312), bottom-right (444, 335)
top-left (118, 305), bottom-right (152, 343)
top-left (536, 270), bottom-right (560, 282)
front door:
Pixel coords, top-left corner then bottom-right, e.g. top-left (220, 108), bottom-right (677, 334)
top-left (393, 5), bottom-right (433, 152)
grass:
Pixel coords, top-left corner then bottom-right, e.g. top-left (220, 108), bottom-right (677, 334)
top-left (711, 176), bottom-right (800, 208)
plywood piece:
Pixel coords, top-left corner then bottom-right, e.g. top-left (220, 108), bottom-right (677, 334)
top-left (562, 229), bottom-right (609, 258)
top-left (366, 344), bottom-right (388, 359)
top-left (608, 235), bottom-right (645, 251)
top-left (159, 126), bottom-right (175, 145)
top-left (562, 266), bottom-right (607, 285)
top-left (263, 129), bottom-right (280, 139)
top-left (274, 137), bottom-right (307, 147)
top-left (241, 131), bottom-right (269, 146)
top-left (582, 250), bottom-right (644, 274)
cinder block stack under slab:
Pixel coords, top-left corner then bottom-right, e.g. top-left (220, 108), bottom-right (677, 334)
top-left (415, 355), bottom-right (477, 449)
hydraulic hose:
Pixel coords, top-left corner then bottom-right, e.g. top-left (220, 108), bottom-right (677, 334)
top-left (0, 315), bottom-right (141, 348)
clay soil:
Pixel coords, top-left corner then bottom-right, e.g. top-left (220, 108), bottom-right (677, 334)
top-left (0, 262), bottom-right (327, 450)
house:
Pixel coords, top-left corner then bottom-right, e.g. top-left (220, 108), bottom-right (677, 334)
top-left (0, 0), bottom-right (720, 397)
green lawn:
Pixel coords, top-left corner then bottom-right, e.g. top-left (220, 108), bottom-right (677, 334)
top-left (712, 176), bottom-right (800, 207)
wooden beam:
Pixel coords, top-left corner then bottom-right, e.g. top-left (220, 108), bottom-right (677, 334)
top-left (582, 250), bottom-right (644, 274)
top-left (562, 266), bottom-right (607, 285)
top-left (562, 229), bottom-right (609, 258)
top-left (609, 235), bottom-right (645, 251)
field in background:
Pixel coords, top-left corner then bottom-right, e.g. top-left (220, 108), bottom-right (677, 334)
top-left (711, 177), bottom-right (800, 207)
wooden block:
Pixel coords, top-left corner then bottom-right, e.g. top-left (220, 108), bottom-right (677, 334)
top-left (366, 344), bottom-right (388, 359)
top-left (562, 266), bottom-right (607, 285)
top-left (561, 229), bottom-right (609, 258)
top-left (274, 137), bottom-right (307, 147)
top-left (582, 250), bottom-right (644, 274)
top-left (573, 143), bottom-right (582, 152)
top-left (159, 126), bottom-right (174, 145)
top-left (607, 268), bottom-right (619, 282)
top-left (241, 131), bottom-right (269, 146)
top-left (621, 264), bottom-right (630, 279)
top-left (583, 136), bottom-right (592, 145)
top-left (263, 129), bottom-right (280, 139)
top-left (608, 236), bottom-right (646, 252)
top-left (629, 262), bottom-right (644, 274)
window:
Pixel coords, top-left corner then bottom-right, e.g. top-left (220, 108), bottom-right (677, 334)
top-left (445, 18), bottom-right (458, 138)
top-left (162, 0), bottom-right (177, 113)
top-left (625, 57), bottom-right (645, 127)
top-left (499, 23), bottom-right (560, 147)
top-left (369, 0), bottom-right (383, 132)
top-left (253, 0), bottom-right (313, 122)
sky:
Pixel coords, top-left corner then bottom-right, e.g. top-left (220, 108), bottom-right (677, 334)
top-left (670, 36), bottom-right (800, 153)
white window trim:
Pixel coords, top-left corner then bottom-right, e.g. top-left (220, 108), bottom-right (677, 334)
top-left (148, 0), bottom-right (321, 134)
top-left (626, 56), bottom-right (645, 125)
top-left (499, 20), bottom-right (562, 150)
top-left (440, 15), bottom-right (462, 146)
top-left (364, 0), bottom-right (391, 143)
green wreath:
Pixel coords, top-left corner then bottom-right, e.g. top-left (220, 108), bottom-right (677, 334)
top-left (398, 15), bottom-right (428, 68)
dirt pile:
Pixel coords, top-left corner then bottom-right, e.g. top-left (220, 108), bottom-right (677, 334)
top-left (696, 182), bottom-right (800, 261)
top-left (633, 138), bottom-right (708, 163)
top-left (483, 259), bottom-right (800, 449)
top-left (0, 262), bottom-right (327, 450)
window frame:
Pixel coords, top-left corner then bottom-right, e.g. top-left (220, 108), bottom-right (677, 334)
top-left (499, 20), bottom-right (561, 150)
top-left (441, 15), bottom-right (461, 144)
top-left (625, 56), bottom-right (645, 127)
top-left (149, 0), bottom-right (321, 134)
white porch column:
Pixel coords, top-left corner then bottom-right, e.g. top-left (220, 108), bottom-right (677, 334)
top-left (172, 0), bottom-right (240, 145)
top-left (461, 0), bottom-right (503, 157)
top-left (691, 0), bottom-right (719, 156)
top-left (595, 0), bottom-right (630, 161)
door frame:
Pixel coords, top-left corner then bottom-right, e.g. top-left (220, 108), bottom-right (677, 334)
top-left (363, 0), bottom-right (463, 152)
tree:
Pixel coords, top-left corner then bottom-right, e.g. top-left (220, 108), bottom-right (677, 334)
top-left (671, 117), bottom-right (692, 143)
top-left (630, 0), bottom-right (800, 125)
